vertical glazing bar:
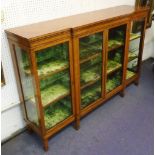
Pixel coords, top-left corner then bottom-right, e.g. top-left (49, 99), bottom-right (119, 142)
top-left (68, 38), bottom-right (76, 119)
top-left (121, 21), bottom-right (131, 93)
top-left (103, 30), bottom-right (109, 97)
top-left (102, 30), bottom-right (108, 99)
top-left (73, 37), bottom-right (81, 129)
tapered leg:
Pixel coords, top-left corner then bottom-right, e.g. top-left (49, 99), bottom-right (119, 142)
top-left (43, 138), bottom-right (48, 151)
top-left (120, 90), bottom-right (125, 97)
top-left (134, 80), bottom-right (139, 86)
top-left (74, 117), bottom-right (80, 130)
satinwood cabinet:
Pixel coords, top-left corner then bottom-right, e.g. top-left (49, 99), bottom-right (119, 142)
top-left (5, 5), bottom-right (149, 151)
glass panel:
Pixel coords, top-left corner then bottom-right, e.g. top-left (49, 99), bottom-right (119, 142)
top-left (126, 20), bottom-right (145, 80)
top-left (79, 32), bottom-right (103, 109)
top-left (35, 42), bottom-right (72, 130)
top-left (15, 46), bottom-right (39, 126)
top-left (106, 25), bottom-right (126, 93)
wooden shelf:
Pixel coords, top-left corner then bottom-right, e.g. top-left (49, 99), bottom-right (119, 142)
top-left (130, 33), bottom-right (141, 41)
top-left (80, 43), bottom-right (102, 61)
top-left (80, 63), bottom-right (101, 89)
top-left (24, 61), bottom-right (69, 80)
top-left (81, 76), bottom-right (101, 90)
top-left (44, 92), bottom-right (70, 108)
top-left (128, 52), bottom-right (138, 62)
top-left (31, 84), bottom-right (70, 108)
top-left (80, 52), bottom-right (101, 64)
top-left (28, 92), bottom-right (70, 109)
top-left (108, 42), bottom-right (124, 52)
top-left (126, 74), bottom-right (137, 86)
top-left (107, 63), bottom-right (122, 75)
top-left (39, 65), bottom-right (69, 80)
top-left (126, 70), bottom-right (136, 80)
top-left (107, 60), bottom-right (122, 75)
top-left (127, 58), bottom-right (138, 73)
top-left (80, 39), bottom-right (102, 47)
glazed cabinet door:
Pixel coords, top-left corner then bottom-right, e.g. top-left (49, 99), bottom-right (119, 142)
top-left (35, 42), bottom-right (73, 130)
top-left (79, 32), bottom-right (103, 109)
top-left (106, 24), bottom-right (127, 93)
top-left (126, 19), bottom-right (145, 82)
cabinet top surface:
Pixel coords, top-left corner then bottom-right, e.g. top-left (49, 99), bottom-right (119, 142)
top-left (5, 5), bottom-right (148, 40)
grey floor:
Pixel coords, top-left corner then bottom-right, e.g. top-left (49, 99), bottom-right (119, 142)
top-left (2, 59), bottom-right (154, 155)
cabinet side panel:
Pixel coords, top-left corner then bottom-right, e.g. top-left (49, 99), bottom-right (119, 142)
top-left (126, 18), bottom-right (146, 83)
top-left (8, 42), bottom-right (27, 120)
top-left (14, 46), bottom-right (39, 127)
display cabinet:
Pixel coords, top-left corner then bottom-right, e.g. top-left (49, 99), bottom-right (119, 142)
top-left (5, 6), bottom-right (149, 151)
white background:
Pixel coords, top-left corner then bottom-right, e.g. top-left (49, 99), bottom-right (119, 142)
top-left (1, 0), bottom-right (154, 141)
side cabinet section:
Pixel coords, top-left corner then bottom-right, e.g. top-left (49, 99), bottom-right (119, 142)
top-left (125, 17), bottom-right (147, 86)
